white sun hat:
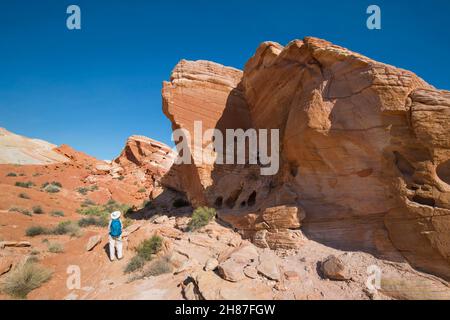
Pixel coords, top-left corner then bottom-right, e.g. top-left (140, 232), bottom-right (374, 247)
top-left (111, 211), bottom-right (121, 220)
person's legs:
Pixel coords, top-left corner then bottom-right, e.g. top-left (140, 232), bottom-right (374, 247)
top-left (116, 237), bottom-right (123, 260)
top-left (108, 236), bottom-right (116, 261)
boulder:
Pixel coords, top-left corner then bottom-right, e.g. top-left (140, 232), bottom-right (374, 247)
top-left (257, 250), bottom-right (281, 281)
top-left (217, 259), bottom-right (246, 282)
top-left (321, 255), bottom-right (350, 281)
top-left (154, 215), bottom-right (169, 224)
top-left (86, 235), bottom-right (102, 251)
top-left (192, 270), bottom-right (273, 300)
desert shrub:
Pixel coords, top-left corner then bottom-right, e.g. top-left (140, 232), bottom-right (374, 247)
top-left (18, 173), bottom-right (25, 177)
top-left (52, 221), bottom-right (80, 236)
top-left (9, 207), bottom-right (32, 216)
top-left (18, 193), bottom-right (30, 199)
top-left (81, 199), bottom-right (96, 207)
top-left (48, 242), bottom-right (64, 253)
top-left (44, 184), bottom-right (60, 193)
top-left (117, 176), bottom-right (125, 181)
top-left (142, 256), bottom-right (173, 277)
top-left (0, 262), bottom-right (52, 299)
top-left (77, 205), bottom-right (104, 216)
top-left (124, 256), bottom-right (146, 274)
top-left (187, 207), bottom-right (216, 231)
top-left (78, 216), bottom-right (108, 228)
top-left (42, 181), bottom-right (62, 188)
top-left (76, 187), bottom-right (89, 195)
top-left (15, 181), bottom-right (34, 188)
top-left (32, 206), bottom-right (44, 214)
top-left (41, 182), bottom-right (61, 193)
top-left (26, 256), bottom-right (39, 264)
top-left (77, 199), bottom-right (131, 219)
top-left (32, 173), bottom-right (42, 177)
top-left (25, 226), bottom-right (49, 237)
top-left (76, 185), bottom-right (97, 195)
top-left (50, 210), bottom-right (65, 217)
top-left (138, 188), bottom-right (146, 193)
top-left (30, 250), bottom-right (40, 255)
top-left (6, 172), bottom-right (17, 177)
top-left (136, 236), bottom-right (163, 261)
top-left (173, 198), bottom-right (190, 208)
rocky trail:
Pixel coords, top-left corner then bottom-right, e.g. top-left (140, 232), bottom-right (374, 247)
top-left (3, 208), bottom-right (450, 300)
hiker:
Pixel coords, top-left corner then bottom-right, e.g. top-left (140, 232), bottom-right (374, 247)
top-left (108, 211), bottom-right (123, 261)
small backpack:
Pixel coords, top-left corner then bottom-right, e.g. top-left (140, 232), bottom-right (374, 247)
top-left (110, 219), bottom-right (122, 237)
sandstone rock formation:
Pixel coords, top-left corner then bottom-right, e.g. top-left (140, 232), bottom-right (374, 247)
top-left (114, 135), bottom-right (175, 178)
top-left (0, 128), bottom-right (69, 165)
top-left (162, 37), bottom-right (450, 280)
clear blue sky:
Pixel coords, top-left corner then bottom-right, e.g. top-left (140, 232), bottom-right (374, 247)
top-left (1, 0), bottom-right (450, 160)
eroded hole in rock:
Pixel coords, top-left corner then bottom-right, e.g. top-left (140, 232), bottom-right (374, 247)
top-left (411, 195), bottom-right (436, 207)
top-left (225, 188), bottom-right (243, 209)
top-left (240, 201), bottom-right (246, 207)
top-left (289, 163), bottom-right (298, 177)
top-left (248, 191), bottom-right (256, 207)
top-left (214, 196), bottom-right (223, 208)
top-left (437, 160), bottom-right (450, 185)
top-left (394, 151), bottom-right (415, 177)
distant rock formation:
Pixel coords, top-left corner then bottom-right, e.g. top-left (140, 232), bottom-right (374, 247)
top-left (0, 128), bottom-right (69, 165)
top-left (162, 37), bottom-right (450, 280)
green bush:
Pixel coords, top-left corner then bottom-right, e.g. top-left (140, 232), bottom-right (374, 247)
top-left (78, 216), bottom-right (108, 228)
top-left (76, 187), bottom-right (89, 195)
top-left (44, 185), bottom-right (60, 193)
top-left (6, 172), bottom-right (17, 177)
top-left (18, 193), bottom-right (30, 199)
top-left (26, 221), bottom-right (80, 237)
top-left (138, 188), bottom-right (146, 193)
top-left (48, 242), bottom-right (64, 253)
top-left (32, 206), bottom-right (44, 214)
top-left (52, 221), bottom-right (80, 236)
top-left (15, 181), bottom-right (34, 188)
top-left (50, 211), bottom-right (65, 217)
top-left (76, 185), bottom-right (97, 195)
top-left (187, 207), bottom-right (216, 231)
top-left (77, 199), bottom-right (131, 219)
top-left (173, 198), bottom-right (190, 208)
top-left (42, 181), bottom-right (62, 188)
top-left (136, 236), bottom-right (163, 261)
top-left (0, 262), bottom-right (52, 299)
top-left (26, 226), bottom-right (48, 237)
top-left (41, 182), bottom-right (61, 193)
top-left (124, 256), bottom-right (146, 274)
top-left (142, 256), bottom-right (173, 277)
top-left (9, 207), bottom-right (32, 216)
top-left (81, 199), bottom-right (96, 207)
top-left (26, 256), bottom-right (39, 264)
